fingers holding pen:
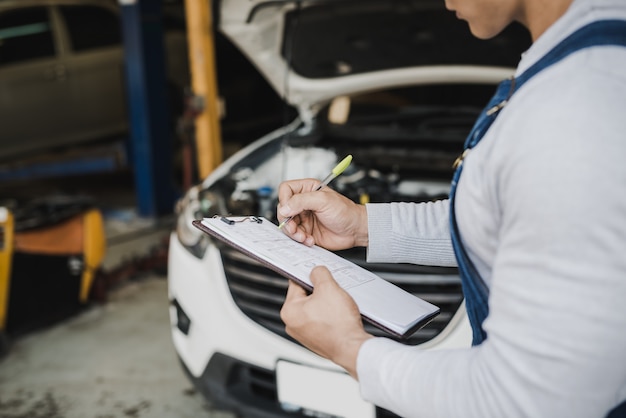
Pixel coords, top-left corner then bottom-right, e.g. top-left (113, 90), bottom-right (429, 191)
top-left (277, 178), bottom-right (330, 244)
top-left (277, 179), bottom-right (327, 216)
top-left (278, 178), bottom-right (322, 199)
top-left (276, 204), bottom-right (314, 245)
top-left (277, 178), bottom-right (370, 251)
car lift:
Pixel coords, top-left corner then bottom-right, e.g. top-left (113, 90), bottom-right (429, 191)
top-left (183, 0), bottom-right (223, 181)
top-left (121, 0), bottom-right (223, 216)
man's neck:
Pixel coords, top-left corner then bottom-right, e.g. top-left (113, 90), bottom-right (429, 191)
top-left (519, 0), bottom-right (575, 41)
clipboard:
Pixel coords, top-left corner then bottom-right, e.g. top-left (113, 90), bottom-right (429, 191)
top-left (193, 216), bottom-right (440, 339)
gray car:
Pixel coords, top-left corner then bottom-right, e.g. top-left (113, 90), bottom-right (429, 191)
top-left (0, 0), bottom-right (188, 160)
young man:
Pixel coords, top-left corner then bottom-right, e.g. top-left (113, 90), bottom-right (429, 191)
top-left (277, 0), bottom-right (626, 416)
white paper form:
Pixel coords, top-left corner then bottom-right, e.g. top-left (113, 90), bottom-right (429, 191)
top-left (194, 216), bottom-right (440, 338)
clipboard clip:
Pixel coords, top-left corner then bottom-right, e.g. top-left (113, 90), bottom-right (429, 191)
top-left (215, 215), bottom-right (263, 225)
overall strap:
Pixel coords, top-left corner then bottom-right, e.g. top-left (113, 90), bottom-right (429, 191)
top-left (449, 20), bottom-right (626, 346)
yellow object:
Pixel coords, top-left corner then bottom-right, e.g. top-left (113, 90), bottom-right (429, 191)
top-left (332, 155), bottom-right (353, 176)
top-left (185, 0), bottom-right (223, 179)
top-left (0, 208), bottom-right (14, 329)
top-left (11, 208), bottom-right (106, 304)
top-left (80, 209), bottom-right (106, 303)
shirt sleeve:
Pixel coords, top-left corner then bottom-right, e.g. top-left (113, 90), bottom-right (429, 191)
top-left (366, 200), bottom-right (457, 267)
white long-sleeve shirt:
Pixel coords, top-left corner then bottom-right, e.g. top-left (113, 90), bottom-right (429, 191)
top-left (358, 0), bottom-right (626, 416)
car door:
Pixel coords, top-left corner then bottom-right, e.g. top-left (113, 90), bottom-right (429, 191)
top-left (55, 3), bottom-right (127, 144)
top-left (0, 5), bottom-right (75, 159)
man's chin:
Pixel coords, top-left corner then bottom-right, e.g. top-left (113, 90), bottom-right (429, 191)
top-left (465, 22), bottom-right (502, 40)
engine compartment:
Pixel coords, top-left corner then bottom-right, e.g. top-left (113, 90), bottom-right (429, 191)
top-left (200, 83), bottom-right (491, 222)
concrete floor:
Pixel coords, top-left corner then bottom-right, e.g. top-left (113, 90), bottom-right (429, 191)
top-left (0, 275), bottom-right (235, 418)
top-left (0, 173), bottom-right (237, 418)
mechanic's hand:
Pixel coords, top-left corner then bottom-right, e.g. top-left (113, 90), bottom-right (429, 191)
top-left (277, 178), bottom-right (368, 250)
top-left (280, 266), bottom-right (373, 379)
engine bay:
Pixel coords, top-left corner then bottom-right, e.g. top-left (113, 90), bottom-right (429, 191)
top-left (198, 83), bottom-right (492, 223)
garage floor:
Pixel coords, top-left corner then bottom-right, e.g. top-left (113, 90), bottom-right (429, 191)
top-left (0, 173), bottom-right (237, 418)
top-left (0, 276), bottom-right (238, 418)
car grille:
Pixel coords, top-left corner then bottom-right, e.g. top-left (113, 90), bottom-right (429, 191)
top-left (220, 245), bottom-right (463, 345)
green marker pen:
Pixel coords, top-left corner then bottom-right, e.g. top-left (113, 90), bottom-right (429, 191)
top-left (278, 154), bottom-right (353, 229)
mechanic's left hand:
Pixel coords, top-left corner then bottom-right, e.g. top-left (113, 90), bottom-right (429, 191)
top-left (280, 266), bottom-right (373, 379)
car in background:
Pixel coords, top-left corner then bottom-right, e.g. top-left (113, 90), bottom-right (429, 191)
top-left (0, 0), bottom-right (189, 161)
top-left (168, 0), bottom-right (531, 417)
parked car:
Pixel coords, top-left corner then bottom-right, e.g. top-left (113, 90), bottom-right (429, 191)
top-left (169, 0), bottom-right (531, 417)
top-left (0, 0), bottom-right (189, 161)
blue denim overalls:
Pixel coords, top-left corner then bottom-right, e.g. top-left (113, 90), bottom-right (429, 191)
top-left (449, 19), bottom-right (626, 416)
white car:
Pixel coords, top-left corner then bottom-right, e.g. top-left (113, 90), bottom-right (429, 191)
top-left (168, 1), bottom-right (530, 417)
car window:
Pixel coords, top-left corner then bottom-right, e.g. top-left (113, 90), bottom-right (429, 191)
top-left (0, 7), bottom-right (55, 66)
top-left (59, 5), bottom-right (121, 52)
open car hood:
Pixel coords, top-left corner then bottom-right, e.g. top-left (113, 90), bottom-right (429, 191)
top-left (218, 0), bottom-right (531, 120)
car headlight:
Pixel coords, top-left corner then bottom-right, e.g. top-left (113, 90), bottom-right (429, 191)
top-left (175, 186), bottom-right (226, 258)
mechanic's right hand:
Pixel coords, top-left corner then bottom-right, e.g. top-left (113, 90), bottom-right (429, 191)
top-left (277, 178), bottom-right (368, 251)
